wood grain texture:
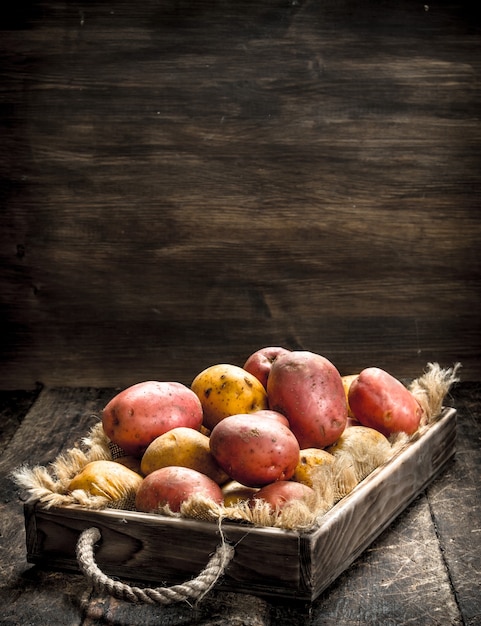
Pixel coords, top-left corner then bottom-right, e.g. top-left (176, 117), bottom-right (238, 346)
top-left (1, 384), bottom-right (479, 625)
top-left (305, 407), bottom-right (456, 598)
top-left (25, 504), bottom-right (304, 597)
top-left (291, 495), bottom-right (463, 625)
top-left (0, 386), bottom-right (42, 452)
top-left (427, 382), bottom-right (481, 626)
top-left (1, 0), bottom-right (480, 388)
top-left (0, 387), bottom-right (116, 626)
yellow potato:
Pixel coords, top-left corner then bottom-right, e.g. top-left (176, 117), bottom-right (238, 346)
top-left (326, 425), bottom-right (392, 483)
top-left (68, 460), bottom-right (143, 501)
top-left (191, 363), bottom-right (268, 431)
top-left (222, 480), bottom-right (259, 506)
top-left (291, 448), bottom-right (335, 488)
top-left (140, 426), bottom-right (229, 485)
top-left (342, 374), bottom-right (359, 418)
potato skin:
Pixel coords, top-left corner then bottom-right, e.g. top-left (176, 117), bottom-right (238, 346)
top-left (243, 346), bottom-right (291, 389)
top-left (68, 460), bottom-right (143, 500)
top-left (135, 466), bottom-right (223, 513)
top-left (250, 480), bottom-right (315, 512)
top-left (222, 480), bottom-right (259, 506)
top-left (140, 426), bottom-right (229, 484)
top-left (292, 448), bottom-right (335, 488)
top-left (251, 409), bottom-right (290, 429)
top-left (209, 413), bottom-right (300, 487)
top-left (348, 367), bottom-right (423, 436)
top-left (102, 381), bottom-right (203, 457)
top-left (191, 363), bottom-right (268, 431)
top-left (267, 351), bottom-right (348, 449)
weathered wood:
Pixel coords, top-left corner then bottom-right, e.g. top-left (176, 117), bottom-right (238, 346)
top-left (304, 407), bottom-right (457, 597)
top-left (23, 407), bottom-right (456, 602)
top-left (1, 0), bottom-right (480, 389)
top-left (1, 385), bottom-right (479, 625)
top-left (290, 495), bottom-right (463, 625)
top-left (24, 504), bottom-right (303, 596)
top-left (271, 390), bottom-right (473, 626)
top-left (0, 387), bottom-right (42, 453)
top-left (427, 382), bottom-right (481, 626)
top-left (0, 387), bottom-right (116, 626)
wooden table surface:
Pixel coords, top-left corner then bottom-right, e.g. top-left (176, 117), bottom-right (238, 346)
top-left (0, 382), bottom-right (480, 625)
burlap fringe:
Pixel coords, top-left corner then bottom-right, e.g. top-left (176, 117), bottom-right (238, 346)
top-left (13, 422), bottom-right (114, 510)
top-left (12, 362), bottom-right (461, 531)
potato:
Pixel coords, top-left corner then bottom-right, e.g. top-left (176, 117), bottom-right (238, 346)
top-left (348, 367), bottom-right (423, 436)
top-left (222, 480), bottom-right (259, 506)
top-left (250, 480), bottom-right (315, 512)
top-left (68, 460), bottom-right (143, 501)
top-left (140, 426), bottom-right (229, 484)
top-left (191, 363), bottom-right (268, 431)
top-left (267, 351), bottom-right (348, 449)
top-left (135, 466), bottom-right (223, 513)
top-left (326, 425), bottom-right (392, 483)
top-left (292, 448), bottom-right (335, 488)
top-left (209, 413), bottom-right (300, 487)
top-left (342, 374), bottom-right (359, 418)
top-left (251, 409), bottom-right (290, 428)
top-left (102, 380), bottom-right (203, 457)
top-left (243, 346), bottom-right (291, 389)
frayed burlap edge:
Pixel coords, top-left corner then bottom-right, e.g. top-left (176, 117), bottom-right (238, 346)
top-left (11, 362), bottom-right (461, 531)
top-left (12, 422), bottom-right (117, 510)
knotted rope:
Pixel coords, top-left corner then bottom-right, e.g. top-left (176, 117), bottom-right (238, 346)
top-left (76, 526), bottom-right (235, 605)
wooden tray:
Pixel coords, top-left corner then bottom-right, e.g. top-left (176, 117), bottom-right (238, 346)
top-left (23, 407), bottom-right (456, 602)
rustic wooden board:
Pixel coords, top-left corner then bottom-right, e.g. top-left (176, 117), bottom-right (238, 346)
top-left (426, 383), bottom-right (481, 625)
top-left (1, 0), bottom-right (481, 390)
top-left (0, 388), bottom-right (119, 625)
top-left (24, 407), bottom-right (456, 601)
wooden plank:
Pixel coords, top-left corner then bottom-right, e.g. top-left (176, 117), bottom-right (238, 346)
top-left (1, 0), bottom-right (480, 389)
top-left (25, 504), bottom-right (304, 598)
top-left (290, 495), bottom-right (463, 625)
top-left (1, 316), bottom-right (478, 390)
top-left (0, 387), bottom-right (117, 625)
top-left (0, 387), bottom-right (42, 452)
top-left (427, 383), bottom-right (481, 625)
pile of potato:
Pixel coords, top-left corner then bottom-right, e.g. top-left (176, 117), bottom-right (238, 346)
top-left (68, 348), bottom-right (424, 516)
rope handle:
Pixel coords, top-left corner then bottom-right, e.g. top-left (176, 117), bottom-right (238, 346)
top-left (76, 526), bottom-right (235, 605)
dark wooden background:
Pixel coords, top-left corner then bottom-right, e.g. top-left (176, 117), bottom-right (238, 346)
top-left (1, 0), bottom-right (480, 390)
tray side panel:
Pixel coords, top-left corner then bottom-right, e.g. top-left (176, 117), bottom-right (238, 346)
top-left (24, 503), bottom-right (304, 598)
top-left (305, 407), bottom-right (457, 600)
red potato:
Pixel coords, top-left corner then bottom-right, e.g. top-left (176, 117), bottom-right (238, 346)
top-left (348, 367), bottom-right (423, 437)
top-left (250, 480), bottom-right (315, 512)
top-left (243, 346), bottom-right (291, 389)
top-left (209, 413), bottom-right (300, 487)
top-left (135, 466), bottom-right (223, 513)
top-left (251, 409), bottom-right (290, 429)
top-left (267, 351), bottom-right (348, 449)
top-left (102, 381), bottom-right (203, 457)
